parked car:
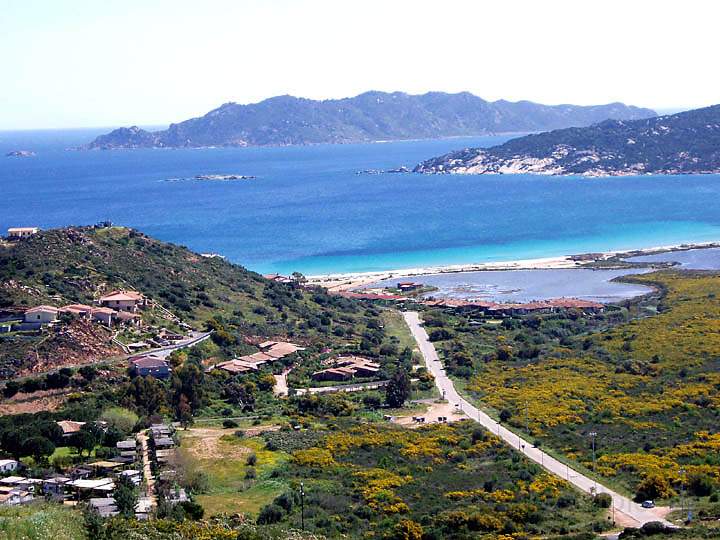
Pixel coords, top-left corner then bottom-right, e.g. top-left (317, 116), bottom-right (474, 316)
top-left (641, 500), bottom-right (655, 508)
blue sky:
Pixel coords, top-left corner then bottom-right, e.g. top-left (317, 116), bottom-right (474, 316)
top-left (2, 0), bottom-right (718, 129)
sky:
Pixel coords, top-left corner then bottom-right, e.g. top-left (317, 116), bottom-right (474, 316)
top-left (1, 0), bottom-right (718, 129)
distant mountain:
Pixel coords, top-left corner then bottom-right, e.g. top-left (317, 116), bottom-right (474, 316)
top-left (414, 105), bottom-right (720, 176)
top-left (87, 91), bottom-right (656, 149)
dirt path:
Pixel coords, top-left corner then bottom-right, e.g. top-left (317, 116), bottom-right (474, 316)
top-left (138, 431), bottom-right (156, 508)
top-left (391, 399), bottom-right (466, 427)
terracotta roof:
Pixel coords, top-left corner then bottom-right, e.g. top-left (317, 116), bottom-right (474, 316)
top-left (25, 305), bottom-right (58, 314)
top-left (131, 356), bottom-right (168, 369)
top-left (59, 304), bottom-right (94, 314)
top-left (99, 291), bottom-right (143, 302)
top-left (57, 420), bottom-right (85, 434)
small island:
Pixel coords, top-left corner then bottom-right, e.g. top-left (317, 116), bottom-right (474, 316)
top-left (5, 150), bottom-right (36, 157)
top-left (194, 174), bottom-right (255, 181)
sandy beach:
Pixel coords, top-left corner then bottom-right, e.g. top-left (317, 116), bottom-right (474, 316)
top-left (307, 241), bottom-right (720, 292)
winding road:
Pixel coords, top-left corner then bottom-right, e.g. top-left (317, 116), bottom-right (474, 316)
top-left (402, 311), bottom-right (671, 528)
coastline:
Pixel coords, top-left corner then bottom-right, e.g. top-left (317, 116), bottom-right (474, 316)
top-left (306, 240), bottom-right (720, 292)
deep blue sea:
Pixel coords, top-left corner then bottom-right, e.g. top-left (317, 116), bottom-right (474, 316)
top-left (3, 128), bottom-right (720, 276)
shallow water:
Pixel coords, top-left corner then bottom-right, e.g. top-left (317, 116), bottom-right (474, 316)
top-left (625, 247), bottom-right (720, 270)
top-left (371, 268), bottom-right (653, 304)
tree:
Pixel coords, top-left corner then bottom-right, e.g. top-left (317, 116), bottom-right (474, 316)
top-left (386, 368), bottom-right (411, 408)
top-left (22, 436), bottom-right (55, 463)
top-left (70, 429), bottom-right (97, 457)
top-left (291, 272), bottom-right (306, 285)
top-left (499, 409), bottom-right (512, 423)
top-left (176, 393), bottom-right (193, 427)
top-left (100, 407), bottom-right (139, 435)
top-left (635, 474), bottom-right (676, 501)
top-left (114, 474), bottom-right (138, 518)
top-left (257, 503), bottom-right (284, 524)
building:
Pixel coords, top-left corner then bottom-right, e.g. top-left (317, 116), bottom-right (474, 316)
top-left (98, 291), bottom-right (144, 312)
top-left (91, 307), bottom-right (116, 327)
top-left (396, 281), bottom-right (421, 292)
top-left (57, 420), bottom-right (86, 438)
top-left (0, 488), bottom-right (33, 506)
top-left (23, 305), bottom-right (58, 324)
top-left (0, 459), bottom-right (19, 473)
top-left (88, 497), bottom-right (119, 517)
top-left (7, 227), bottom-right (38, 239)
top-left (59, 304), bottom-right (94, 319)
top-left (130, 356), bottom-right (171, 379)
top-left (42, 477), bottom-right (70, 499)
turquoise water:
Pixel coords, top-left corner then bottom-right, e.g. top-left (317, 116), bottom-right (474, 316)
top-left (3, 129), bottom-right (720, 275)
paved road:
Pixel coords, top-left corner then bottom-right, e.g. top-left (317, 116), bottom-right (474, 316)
top-left (402, 311), bottom-right (671, 528)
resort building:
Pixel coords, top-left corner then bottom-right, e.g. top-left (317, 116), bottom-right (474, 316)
top-left (91, 307), bottom-right (116, 327)
top-left (7, 227), bottom-right (39, 239)
top-left (98, 290), bottom-right (144, 312)
top-left (23, 305), bottom-right (59, 324)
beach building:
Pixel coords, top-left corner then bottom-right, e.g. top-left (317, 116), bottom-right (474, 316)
top-left (397, 281), bottom-right (421, 292)
top-left (130, 356), bottom-right (171, 379)
top-left (0, 459), bottom-right (19, 473)
top-left (23, 305), bottom-right (58, 324)
top-left (0, 488), bottom-right (33, 506)
top-left (42, 477), bottom-right (70, 499)
top-left (312, 356), bottom-right (381, 381)
top-left (7, 227), bottom-right (38, 239)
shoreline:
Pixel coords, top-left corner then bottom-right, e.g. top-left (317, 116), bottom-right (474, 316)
top-left (306, 241), bottom-right (720, 292)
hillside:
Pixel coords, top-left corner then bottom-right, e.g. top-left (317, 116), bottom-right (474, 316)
top-left (415, 104), bottom-right (720, 176)
top-left (0, 226), bottom-right (375, 376)
top-left (87, 91), bottom-right (655, 148)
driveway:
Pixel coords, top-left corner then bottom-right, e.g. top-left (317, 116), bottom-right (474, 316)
top-left (402, 310), bottom-right (671, 527)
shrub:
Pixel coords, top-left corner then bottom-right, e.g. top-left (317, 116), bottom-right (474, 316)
top-left (257, 503), bottom-right (283, 524)
top-left (594, 492), bottom-right (612, 508)
top-left (222, 419), bottom-right (239, 429)
top-left (246, 453), bottom-right (257, 466)
top-left (100, 407), bottom-right (139, 435)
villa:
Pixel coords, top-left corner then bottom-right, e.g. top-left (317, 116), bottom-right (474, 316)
top-left (130, 356), bottom-right (171, 379)
top-left (23, 305), bottom-right (59, 325)
top-left (98, 290), bottom-right (144, 312)
top-left (7, 227), bottom-right (39, 239)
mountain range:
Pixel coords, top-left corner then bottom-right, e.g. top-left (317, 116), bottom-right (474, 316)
top-left (87, 91), bottom-right (655, 149)
top-left (414, 104), bottom-right (720, 176)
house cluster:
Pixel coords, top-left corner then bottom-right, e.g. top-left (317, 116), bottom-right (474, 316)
top-left (312, 355), bottom-right (381, 382)
top-left (0, 433), bottom-right (142, 511)
top-left (213, 340), bottom-right (304, 374)
top-left (421, 297), bottom-right (604, 315)
top-left (8, 290), bottom-right (146, 332)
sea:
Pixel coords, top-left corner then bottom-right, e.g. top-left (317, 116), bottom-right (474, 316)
top-left (3, 128), bottom-right (720, 285)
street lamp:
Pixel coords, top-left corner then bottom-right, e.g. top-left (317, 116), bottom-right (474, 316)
top-left (300, 481), bottom-right (305, 531)
top-left (679, 468), bottom-right (685, 521)
top-left (589, 431), bottom-right (598, 492)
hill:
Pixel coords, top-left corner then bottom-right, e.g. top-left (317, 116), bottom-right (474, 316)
top-left (414, 104), bottom-right (720, 176)
top-left (87, 91), bottom-right (655, 148)
top-left (0, 226), bottom-right (379, 376)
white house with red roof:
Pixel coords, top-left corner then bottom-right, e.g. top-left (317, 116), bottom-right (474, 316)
top-left (98, 290), bottom-right (144, 312)
top-left (23, 305), bottom-right (58, 324)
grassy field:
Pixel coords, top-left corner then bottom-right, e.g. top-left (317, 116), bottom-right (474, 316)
top-left (0, 504), bottom-right (85, 540)
top-left (178, 427), bottom-right (290, 516)
top-left (427, 271), bottom-right (720, 504)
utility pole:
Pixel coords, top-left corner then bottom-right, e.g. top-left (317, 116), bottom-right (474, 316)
top-left (300, 481), bottom-right (305, 531)
top-left (679, 468), bottom-right (685, 522)
top-left (589, 431), bottom-right (598, 492)
top-left (525, 400), bottom-right (529, 436)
